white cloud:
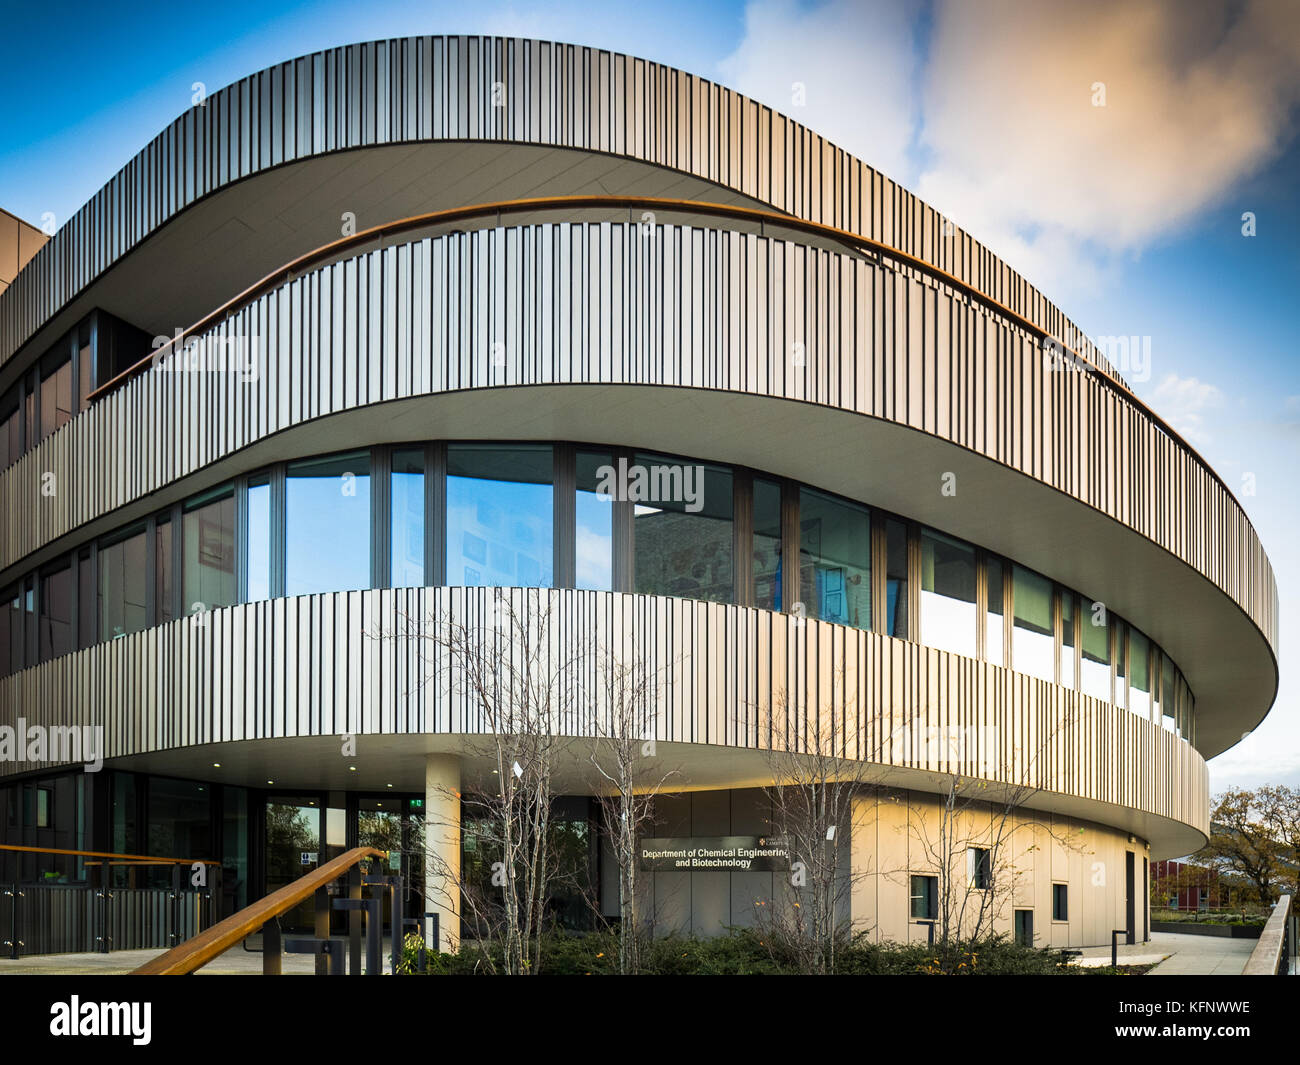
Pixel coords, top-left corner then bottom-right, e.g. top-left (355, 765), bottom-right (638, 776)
top-left (717, 0), bottom-right (921, 185)
top-left (1143, 373), bottom-right (1226, 445)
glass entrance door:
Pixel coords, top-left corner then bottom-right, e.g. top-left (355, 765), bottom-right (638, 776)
top-left (264, 796), bottom-right (321, 932)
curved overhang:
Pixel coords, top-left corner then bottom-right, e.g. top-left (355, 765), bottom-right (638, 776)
top-left (0, 383), bottom-right (1275, 759)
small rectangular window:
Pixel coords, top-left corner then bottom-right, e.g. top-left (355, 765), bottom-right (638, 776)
top-left (1053, 882), bottom-right (1069, 921)
top-left (969, 847), bottom-right (991, 890)
top-left (910, 874), bottom-right (938, 920)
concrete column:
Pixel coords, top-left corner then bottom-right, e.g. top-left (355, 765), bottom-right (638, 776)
top-left (424, 753), bottom-right (461, 953)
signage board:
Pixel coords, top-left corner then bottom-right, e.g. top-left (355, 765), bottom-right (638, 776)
top-left (638, 836), bottom-right (790, 872)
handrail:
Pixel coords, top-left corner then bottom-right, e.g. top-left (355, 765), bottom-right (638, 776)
top-left (1243, 894), bottom-right (1293, 975)
top-left (76, 193), bottom-right (1239, 508)
top-left (0, 842), bottom-right (219, 865)
top-left (129, 845), bottom-right (385, 975)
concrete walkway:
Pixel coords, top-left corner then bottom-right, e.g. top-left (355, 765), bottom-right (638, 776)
top-left (0, 936), bottom-right (398, 975)
top-left (1068, 930), bottom-right (1256, 974)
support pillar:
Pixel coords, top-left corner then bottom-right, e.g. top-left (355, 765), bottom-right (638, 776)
top-left (424, 753), bottom-right (461, 954)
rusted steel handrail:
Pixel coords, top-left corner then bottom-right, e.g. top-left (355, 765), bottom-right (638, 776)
top-left (130, 845), bottom-right (385, 975)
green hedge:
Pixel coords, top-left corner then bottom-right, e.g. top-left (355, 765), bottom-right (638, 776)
top-left (398, 929), bottom-right (1138, 975)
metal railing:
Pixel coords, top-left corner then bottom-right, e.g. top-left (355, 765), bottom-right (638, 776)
top-left (131, 846), bottom-right (392, 975)
top-left (1, 844), bottom-right (221, 958)
top-left (1243, 894), bottom-right (1295, 975)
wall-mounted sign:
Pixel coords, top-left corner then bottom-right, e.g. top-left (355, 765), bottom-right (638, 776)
top-left (639, 836), bottom-right (790, 872)
top-left (300, 851), bottom-right (318, 865)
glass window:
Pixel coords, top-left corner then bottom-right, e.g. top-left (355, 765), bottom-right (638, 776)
top-left (799, 488), bottom-right (869, 628)
top-left (1081, 600), bottom-right (1111, 702)
top-left (77, 549), bottom-right (94, 649)
top-left (969, 847), bottom-right (991, 890)
top-left (156, 516), bottom-right (174, 624)
top-left (146, 777), bottom-right (212, 887)
top-left (910, 874), bottom-right (938, 921)
top-left (575, 450), bottom-right (613, 591)
top-left (752, 478), bottom-right (783, 612)
top-left (0, 583), bottom-right (17, 675)
top-left (39, 561), bottom-right (73, 661)
top-left (633, 455), bottom-right (731, 602)
top-left (183, 487), bottom-right (237, 613)
top-left (78, 321), bottom-right (94, 412)
top-left (1053, 883), bottom-right (1068, 921)
top-left (286, 452), bottom-right (371, 596)
top-left (1130, 627), bottom-right (1151, 719)
top-left (1012, 565), bottom-right (1054, 682)
top-left (985, 556), bottom-right (1004, 666)
top-left (98, 526), bottom-right (148, 640)
top-left (1161, 652), bottom-right (1177, 732)
top-left (391, 449), bottom-right (425, 587)
top-left (448, 444), bottom-right (554, 588)
top-left (1115, 621), bottom-right (1128, 709)
top-left (0, 391), bottom-right (18, 469)
top-left (1059, 590), bottom-right (1076, 689)
top-left (885, 519), bottom-right (908, 638)
top-left (222, 786), bottom-right (250, 911)
top-left (39, 355), bottom-right (73, 440)
top-left (246, 475), bottom-right (271, 602)
top-left (920, 529), bottom-right (976, 656)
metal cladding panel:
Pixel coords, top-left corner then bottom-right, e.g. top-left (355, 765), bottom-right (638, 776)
top-left (6, 34), bottom-right (1132, 384)
top-left (0, 223), bottom-right (1278, 659)
top-left (0, 587), bottom-right (1210, 838)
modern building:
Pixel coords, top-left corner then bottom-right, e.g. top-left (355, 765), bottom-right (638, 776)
top-left (0, 36), bottom-right (1278, 955)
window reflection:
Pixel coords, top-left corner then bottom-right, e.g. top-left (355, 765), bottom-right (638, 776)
top-left (1080, 600), bottom-right (1111, 702)
top-left (286, 453), bottom-right (371, 596)
top-left (985, 557), bottom-right (1005, 666)
top-left (575, 450), bottom-right (613, 591)
top-left (1012, 565), bottom-right (1054, 683)
top-left (99, 526), bottom-right (147, 640)
top-left (391, 449), bottom-right (425, 587)
top-left (183, 487), bottom-right (237, 612)
top-left (753, 478), bottom-right (782, 612)
top-left (246, 476), bottom-right (271, 602)
top-left (920, 529), bottom-right (976, 656)
top-left (1115, 620), bottom-right (1128, 709)
top-left (156, 516), bottom-right (174, 624)
top-left (1161, 651), bottom-right (1177, 732)
top-left (1060, 590), bottom-right (1076, 689)
top-left (447, 445), bottom-right (553, 588)
top-left (634, 456), bottom-right (732, 602)
top-left (39, 562), bottom-right (73, 661)
top-left (885, 519), bottom-right (908, 637)
top-left (1130, 627), bottom-right (1151, 718)
top-left (799, 488), bottom-right (869, 628)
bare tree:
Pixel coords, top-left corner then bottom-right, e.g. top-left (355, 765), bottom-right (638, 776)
top-left (416, 590), bottom-right (587, 974)
top-left (584, 650), bottom-right (678, 974)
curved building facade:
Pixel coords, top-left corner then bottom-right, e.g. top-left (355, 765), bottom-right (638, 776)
top-left (0, 37), bottom-right (1278, 952)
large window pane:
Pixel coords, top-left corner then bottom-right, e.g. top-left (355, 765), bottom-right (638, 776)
top-left (1081, 600), bottom-right (1111, 702)
top-left (77, 321), bottom-right (93, 412)
top-left (391, 449), bottom-right (425, 587)
top-left (1012, 565), bottom-right (1054, 682)
top-left (286, 452), bottom-right (371, 596)
top-left (799, 488), bottom-right (869, 628)
top-left (1115, 621), bottom-right (1128, 709)
top-left (576, 450), bottom-right (613, 591)
top-left (447, 445), bottom-right (553, 588)
top-left (183, 487), bottom-right (237, 612)
top-left (99, 526), bottom-right (147, 640)
top-left (1161, 651), bottom-right (1177, 732)
top-left (753, 478), bottom-right (782, 612)
top-left (633, 456), bottom-right (732, 602)
top-left (146, 777), bottom-right (212, 887)
top-left (920, 529), bottom-right (976, 656)
top-left (156, 517), bottom-right (174, 624)
top-left (0, 584), bottom-right (17, 675)
top-left (77, 549), bottom-right (94, 649)
top-left (885, 519), bottom-right (908, 637)
top-left (1060, 590), bottom-right (1076, 689)
top-left (246, 475), bottom-right (271, 602)
top-left (1130, 627), bottom-right (1151, 719)
top-left (39, 562), bottom-right (73, 661)
top-left (0, 392), bottom-right (18, 469)
top-left (985, 557), bottom-right (1005, 665)
top-left (40, 356), bottom-right (73, 440)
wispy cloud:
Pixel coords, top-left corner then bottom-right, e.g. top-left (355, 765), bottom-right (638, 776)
top-left (1144, 373), bottom-right (1226, 445)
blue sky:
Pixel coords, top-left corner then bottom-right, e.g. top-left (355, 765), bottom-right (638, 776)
top-left (1, 0), bottom-right (1296, 792)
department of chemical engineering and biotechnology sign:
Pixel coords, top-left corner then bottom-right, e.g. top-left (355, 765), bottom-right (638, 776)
top-left (638, 836), bottom-right (790, 872)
